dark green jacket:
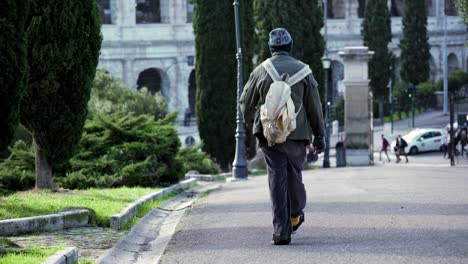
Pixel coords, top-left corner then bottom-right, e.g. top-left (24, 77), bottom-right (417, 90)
top-left (240, 51), bottom-right (325, 144)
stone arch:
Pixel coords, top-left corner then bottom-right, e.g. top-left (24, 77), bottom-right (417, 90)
top-left (358, 0), bottom-right (366, 18)
top-left (429, 55), bottom-right (437, 81)
top-left (97, 0), bottom-right (112, 24)
top-left (426, 0), bottom-right (435, 16)
top-left (328, 0), bottom-right (346, 19)
top-left (445, 0), bottom-right (459, 16)
top-left (188, 69), bottom-right (196, 113)
top-left (136, 68), bottom-right (169, 97)
top-left (331, 60), bottom-right (345, 99)
top-left (390, 0), bottom-right (403, 17)
top-left (448, 53), bottom-right (460, 73)
top-left (187, 0), bottom-right (194, 23)
top-left (136, 0), bottom-right (161, 23)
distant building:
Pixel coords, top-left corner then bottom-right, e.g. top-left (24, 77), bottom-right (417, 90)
top-left (97, 0), bottom-right (195, 115)
top-left (97, 0), bottom-right (466, 114)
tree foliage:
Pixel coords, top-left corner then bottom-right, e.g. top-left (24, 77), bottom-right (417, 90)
top-left (455, 0), bottom-right (468, 25)
top-left (253, 0), bottom-right (325, 97)
top-left (0, 0), bottom-right (30, 151)
top-left (362, 0), bottom-right (392, 101)
top-left (20, 0), bottom-right (102, 188)
top-left (193, 0), bottom-right (241, 170)
top-left (89, 70), bottom-right (168, 119)
top-left (399, 0), bottom-right (431, 85)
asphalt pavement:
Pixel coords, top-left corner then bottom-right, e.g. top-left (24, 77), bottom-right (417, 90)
top-left (160, 164), bottom-right (468, 264)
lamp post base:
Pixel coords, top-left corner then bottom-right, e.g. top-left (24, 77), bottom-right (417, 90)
top-left (227, 176), bottom-right (249, 182)
top-left (230, 166), bottom-right (249, 181)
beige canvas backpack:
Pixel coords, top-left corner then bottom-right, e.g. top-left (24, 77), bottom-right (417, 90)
top-left (260, 59), bottom-right (312, 146)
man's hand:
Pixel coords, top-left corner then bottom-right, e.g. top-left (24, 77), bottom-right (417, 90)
top-left (313, 136), bottom-right (325, 154)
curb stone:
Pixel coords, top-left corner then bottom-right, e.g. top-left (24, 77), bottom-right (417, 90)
top-left (185, 172), bottom-right (231, 181)
top-left (98, 183), bottom-right (222, 264)
top-left (0, 210), bottom-right (89, 236)
top-left (109, 178), bottom-right (198, 229)
top-left (42, 246), bottom-right (78, 264)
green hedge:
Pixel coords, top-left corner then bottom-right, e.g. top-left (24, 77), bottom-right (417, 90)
top-left (177, 145), bottom-right (220, 175)
top-left (59, 112), bottom-right (183, 189)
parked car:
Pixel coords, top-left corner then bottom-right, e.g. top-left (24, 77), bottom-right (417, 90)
top-left (391, 128), bottom-right (447, 155)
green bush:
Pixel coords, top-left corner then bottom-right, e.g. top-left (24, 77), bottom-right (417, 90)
top-left (177, 145), bottom-right (220, 175)
top-left (89, 70), bottom-right (168, 119)
top-left (0, 141), bottom-right (35, 192)
top-left (61, 112), bottom-right (184, 189)
top-left (0, 71), bottom-right (220, 191)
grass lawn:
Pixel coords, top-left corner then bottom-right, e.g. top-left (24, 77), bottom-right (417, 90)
top-left (0, 187), bottom-right (160, 226)
top-left (0, 246), bottom-right (62, 264)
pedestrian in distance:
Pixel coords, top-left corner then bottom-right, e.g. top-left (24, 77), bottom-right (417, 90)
top-left (240, 28), bottom-right (325, 246)
top-left (395, 135), bottom-right (409, 163)
top-left (379, 134), bottom-right (391, 162)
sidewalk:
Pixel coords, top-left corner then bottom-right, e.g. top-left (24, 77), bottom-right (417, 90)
top-left (160, 166), bottom-right (468, 264)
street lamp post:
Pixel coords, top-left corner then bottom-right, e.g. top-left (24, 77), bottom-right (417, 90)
top-left (322, 55), bottom-right (331, 169)
top-left (322, 0), bottom-right (331, 169)
top-left (231, 0), bottom-right (248, 180)
top-left (443, 6), bottom-right (448, 114)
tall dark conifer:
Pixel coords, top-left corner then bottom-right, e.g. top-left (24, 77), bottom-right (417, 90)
top-left (362, 0), bottom-right (392, 120)
top-left (21, 0), bottom-right (102, 189)
top-left (253, 0), bottom-right (325, 97)
top-left (0, 0), bottom-right (30, 151)
top-left (194, 0), bottom-right (248, 170)
top-left (399, 0), bottom-right (430, 85)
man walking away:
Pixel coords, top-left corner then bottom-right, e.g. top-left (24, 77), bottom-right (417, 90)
top-left (240, 28), bottom-right (325, 246)
top-left (379, 134), bottom-right (391, 162)
top-left (396, 134), bottom-right (409, 163)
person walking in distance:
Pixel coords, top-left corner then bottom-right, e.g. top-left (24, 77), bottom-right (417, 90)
top-left (240, 28), bottom-right (325, 246)
top-left (395, 134), bottom-right (409, 163)
top-left (379, 134), bottom-right (391, 162)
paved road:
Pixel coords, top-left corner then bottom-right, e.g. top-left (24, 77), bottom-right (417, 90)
top-left (161, 166), bottom-right (468, 264)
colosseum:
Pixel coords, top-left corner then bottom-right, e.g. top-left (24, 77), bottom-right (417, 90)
top-left (96, 0), bottom-right (466, 115)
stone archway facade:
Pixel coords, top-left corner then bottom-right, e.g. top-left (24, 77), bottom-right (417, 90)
top-left (97, 0), bottom-right (466, 118)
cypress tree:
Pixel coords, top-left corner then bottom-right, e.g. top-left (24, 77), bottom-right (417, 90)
top-left (0, 0), bottom-right (30, 151)
top-left (193, 0), bottom-right (238, 170)
top-left (362, 0), bottom-right (392, 120)
top-left (399, 0), bottom-right (430, 85)
top-left (21, 0), bottom-right (102, 189)
top-left (253, 0), bottom-right (325, 97)
top-left (240, 0), bottom-right (257, 160)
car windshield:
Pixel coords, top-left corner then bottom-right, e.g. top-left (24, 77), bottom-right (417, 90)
top-left (403, 130), bottom-right (425, 141)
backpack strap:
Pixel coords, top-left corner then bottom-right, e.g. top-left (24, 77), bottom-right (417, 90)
top-left (287, 65), bottom-right (312, 87)
top-left (262, 59), bottom-right (281, 81)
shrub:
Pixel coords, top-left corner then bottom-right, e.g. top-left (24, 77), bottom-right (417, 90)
top-left (61, 112), bottom-right (184, 188)
top-left (0, 141), bottom-right (35, 192)
top-left (89, 70), bottom-right (168, 119)
top-left (177, 145), bottom-right (220, 175)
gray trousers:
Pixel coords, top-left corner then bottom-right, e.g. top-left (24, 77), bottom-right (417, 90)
top-left (261, 140), bottom-right (307, 239)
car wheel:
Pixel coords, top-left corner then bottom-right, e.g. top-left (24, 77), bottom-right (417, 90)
top-left (409, 146), bottom-right (418, 155)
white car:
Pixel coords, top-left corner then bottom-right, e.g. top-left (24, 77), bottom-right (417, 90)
top-left (390, 128), bottom-right (447, 155)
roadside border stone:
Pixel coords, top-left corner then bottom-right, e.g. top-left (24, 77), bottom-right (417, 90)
top-left (0, 210), bottom-right (89, 237)
top-left (185, 172), bottom-right (231, 181)
top-left (109, 178), bottom-right (198, 229)
top-left (42, 246), bottom-right (78, 264)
